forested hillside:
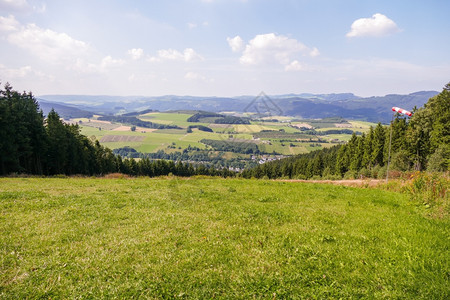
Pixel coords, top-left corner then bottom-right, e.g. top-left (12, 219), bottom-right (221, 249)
top-left (242, 84), bottom-right (449, 179)
top-left (38, 91), bottom-right (437, 122)
top-left (0, 84), bottom-right (233, 177)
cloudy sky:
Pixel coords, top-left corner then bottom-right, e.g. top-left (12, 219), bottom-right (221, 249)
top-left (0, 0), bottom-right (449, 97)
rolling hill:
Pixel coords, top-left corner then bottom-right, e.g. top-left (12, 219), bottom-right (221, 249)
top-left (38, 91), bottom-right (438, 123)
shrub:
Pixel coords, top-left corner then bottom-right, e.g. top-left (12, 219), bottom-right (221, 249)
top-left (427, 145), bottom-right (449, 172)
top-left (371, 165), bottom-right (381, 178)
top-left (343, 170), bottom-right (357, 180)
top-left (391, 150), bottom-right (412, 171)
top-left (323, 174), bottom-right (342, 180)
top-left (377, 166), bottom-right (387, 179)
top-left (408, 172), bottom-right (449, 208)
top-left (358, 167), bottom-right (371, 179)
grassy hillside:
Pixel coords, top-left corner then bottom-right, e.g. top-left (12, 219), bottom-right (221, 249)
top-left (1, 177), bottom-right (448, 298)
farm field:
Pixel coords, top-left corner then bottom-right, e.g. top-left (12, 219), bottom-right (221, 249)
top-left (0, 177), bottom-right (448, 298)
top-left (75, 112), bottom-right (376, 158)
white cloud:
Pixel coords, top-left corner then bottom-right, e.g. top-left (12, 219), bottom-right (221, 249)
top-left (184, 71), bottom-right (203, 80)
top-left (148, 48), bottom-right (203, 62)
top-left (0, 14), bottom-right (19, 31)
top-left (0, 0), bottom-right (45, 13)
top-left (7, 23), bottom-right (90, 64)
top-left (0, 64), bottom-right (31, 78)
top-left (0, 0), bottom-right (29, 11)
top-left (127, 48), bottom-right (144, 60)
top-left (183, 48), bottom-right (203, 62)
top-left (101, 56), bottom-right (125, 68)
top-left (309, 47), bottom-right (320, 57)
top-left (187, 22), bottom-right (197, 29)
top-left (227, 36), bottom-right (244, 53)
top-left (72, 55), bottom-right (124, 74)
top-left (0, 63), bottom-right (54, 82)
top-left (346, 13), bottom-right (400, 38)
top-left (187, 21), bottom-right (209, 29)
top-left (184, 71), bottom-right (213, 82)
top-left (239, 33), bottom-right (318, 66)
top-left (158, 49), bottom-right (184, 61)
top-left (284, 60), bottom-right (304, 71)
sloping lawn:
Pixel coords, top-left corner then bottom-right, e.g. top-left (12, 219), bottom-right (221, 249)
top-left (0, 177), bottom-right (448, 298)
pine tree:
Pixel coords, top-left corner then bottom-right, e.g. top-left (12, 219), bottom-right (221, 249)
top-left (371, 123), bottom-right (386, 167)
top-left (46, 109), bottom-right (69, 174)
top-left (362, 127), bottom-right (374, 169)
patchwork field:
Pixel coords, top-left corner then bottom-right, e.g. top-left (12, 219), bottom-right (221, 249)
top-left (0, 177), bottom-right (448, 298)
top-left (100, 135), bottom-right (145, 143)
top-left (74, 113), bottom-right (376, 160)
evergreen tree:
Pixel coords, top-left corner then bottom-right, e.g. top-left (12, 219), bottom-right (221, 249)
top-left (371, 123), bottom-right (386, 167)
top-left (362, 127), bottom-right (374, 169)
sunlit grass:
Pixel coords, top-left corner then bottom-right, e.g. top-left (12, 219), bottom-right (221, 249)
top-left (1, 177), bottom-right (448, 298)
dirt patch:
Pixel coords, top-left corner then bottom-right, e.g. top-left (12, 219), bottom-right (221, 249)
top-left (92, 119), bottom-right (114, 124)
top-left (292, 123), bottom-right (313, 129)
top-left (112, 126), bottom-right (156, 133)
top-left (335, 123), bottom-right (353, 128)
top-left (113, 126), bottom-right (131, 131)
top-left (282, 179), bottom-right (383, 187)
top-left (100, 135), bottom-right (145, 142)
top-left (79, 121), bottom-right (121, 130)
top-left (209, 124), bottom-right (230, 128)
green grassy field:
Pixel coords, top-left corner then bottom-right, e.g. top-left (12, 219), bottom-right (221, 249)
top-left (1, 177), bottom-right (448, 298)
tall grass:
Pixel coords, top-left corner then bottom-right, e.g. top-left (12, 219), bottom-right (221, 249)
top-left (407, 172), bottom-right (449, 218)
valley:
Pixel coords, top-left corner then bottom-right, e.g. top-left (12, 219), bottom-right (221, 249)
top-left (69, 111), bottom-right (375, 170)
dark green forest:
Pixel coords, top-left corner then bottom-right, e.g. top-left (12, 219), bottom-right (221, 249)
top-left (98, 115), bottom-right (179, 129)
top-left (187, 111), bottom-right (250, 124)
top-left (242, 83), bottom-right (449, 179)
top-left (0, 83), bottom-right (234, 177)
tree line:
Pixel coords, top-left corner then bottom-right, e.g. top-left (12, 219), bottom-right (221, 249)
top-left (242, 83), bottom-right (449, 179)
top-left (187, 111), bottom-right (250, 124)
top-left (98, 115), bottom-right (179, 129)
top-left (0, 83), bottom-right (234, 177)
top-left (113, 147), bottom-right (258, 169)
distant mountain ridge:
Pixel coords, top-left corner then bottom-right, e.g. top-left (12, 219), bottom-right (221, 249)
top-left (38, 100), bottom-right (94, 119)
top-left (37, 91), bottom-right (439, 123)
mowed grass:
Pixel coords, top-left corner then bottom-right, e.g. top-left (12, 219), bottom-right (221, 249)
top-left (139, 113), bottom-right (195, 128)
top-left (1, 177), bottom-right (448, 298)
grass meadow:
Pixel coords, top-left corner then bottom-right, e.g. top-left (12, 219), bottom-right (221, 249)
top-left (0, 177), bottom-right (448, 298)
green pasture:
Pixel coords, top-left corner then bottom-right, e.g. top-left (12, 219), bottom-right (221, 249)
top-left (349, 120), bottom-right (377, 130)
top-left (0, 177), bottom-right (447, 298)
top-left (325, 134), bottom-right (354, 142)
top-left (139, 112), bottom-right (194, 127)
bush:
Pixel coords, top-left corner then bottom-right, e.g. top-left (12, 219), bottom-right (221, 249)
top-left (371, 165), bottom-right (381, 178)
top-left (343, 170), bottom-right (357, 180)
top-left (358, 167), bottom-right (371, 179)
top-left (377, 166), bottom-right (387, 179)
top-left (391, 150), bottom-right (412, 171)
top-left (408, 172), bottom-right (449, 209)
top-left (322, 174), bottom-right (342, 180)
top-left (322, 166), bottom-right (331, 178)
top-left (427, 145), bottom-right (449, 172)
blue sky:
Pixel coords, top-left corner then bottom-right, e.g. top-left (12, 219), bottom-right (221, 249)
top-left (0, 0), bottom-right (449, 97)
